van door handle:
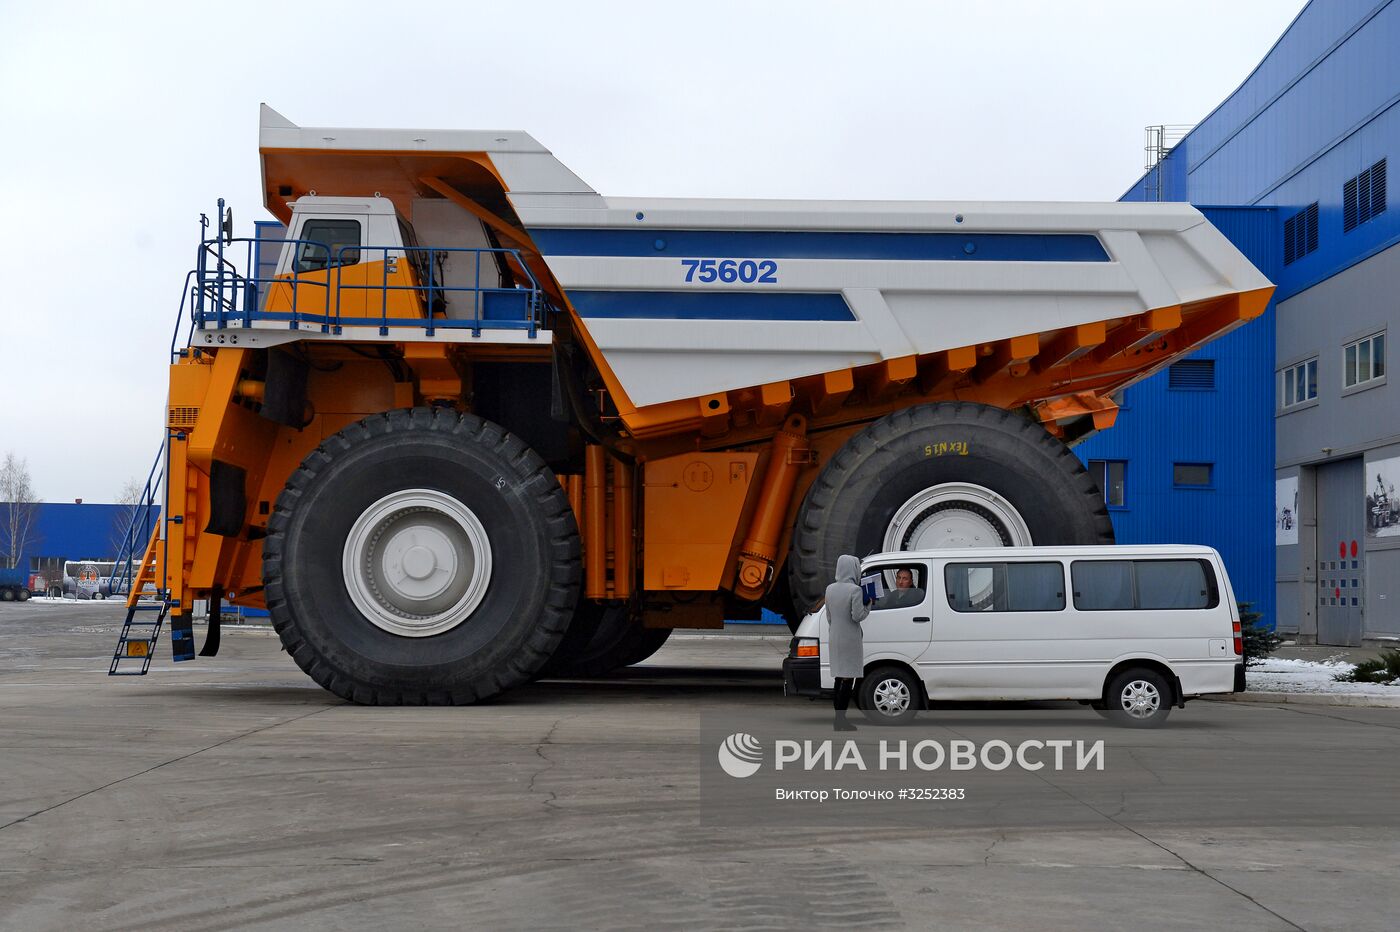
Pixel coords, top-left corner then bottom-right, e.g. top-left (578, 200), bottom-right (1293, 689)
top-left (913, 616), bottom-right (930, 623)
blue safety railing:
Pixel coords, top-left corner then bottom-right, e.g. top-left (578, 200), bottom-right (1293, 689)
top-left (180, 199), bottom-right (548, 341)
top-left (331, 244), bottom-right (545, 338)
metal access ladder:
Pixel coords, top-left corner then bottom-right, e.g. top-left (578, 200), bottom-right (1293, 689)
top-left (109, 533), bottom-right (170, 675)
top-left (106, 437), bottom-right (196, 675)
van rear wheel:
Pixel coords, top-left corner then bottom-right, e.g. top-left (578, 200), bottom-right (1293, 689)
top-left (1103, 668), bottom-right (1172, 728)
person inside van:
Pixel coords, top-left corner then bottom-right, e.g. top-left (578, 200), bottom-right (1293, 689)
top-left (875, 566), bottom-right (925, 610)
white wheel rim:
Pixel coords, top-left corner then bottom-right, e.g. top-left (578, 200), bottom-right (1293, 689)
top-left (1120, 679), bottom-right (1162, 718)
top-left (873, 677), bottom-right (912, 716)
top-left (883, 482), bottom-right (1032, 551)
top-left (342, 489), bottom-right (492, 638)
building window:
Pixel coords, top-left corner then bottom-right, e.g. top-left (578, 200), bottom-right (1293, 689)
top-left (1344, 332), bottom-right (1386, 388)
top-left (1087, 459), bottom-right (1126, 507)
top-left (1344, 158), bottom-right (1387, 233)
top-left (1281, 358), bottom-right (1318, 408)
top-left (1283, 202), bottom-right (1319, 265)
top-left (1173, 463), bottom-right (1213, 487)
top-left (1168, 359), bottom-right (1215, 390)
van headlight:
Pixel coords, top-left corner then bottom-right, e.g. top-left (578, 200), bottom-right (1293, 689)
top-left (793, 638), bottom-right (819, 658)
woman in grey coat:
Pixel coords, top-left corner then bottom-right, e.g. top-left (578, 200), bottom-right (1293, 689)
top-left (825, 554), bottom-right (871, 731)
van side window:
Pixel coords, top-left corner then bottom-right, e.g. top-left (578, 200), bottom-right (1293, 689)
top-left (1071, 559), bottom-right (1219, 611)
top-left (1070, 561), bottom-right (1134, 611)
top-left (944, 562), bottom-right (1066, 613)
top-left (1136, 560), bottom-right (1217, 609)
top-left (296, 219), bottom-right (362, 272)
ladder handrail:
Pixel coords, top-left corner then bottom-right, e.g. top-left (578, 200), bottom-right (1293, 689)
top-left (107, 441), bottom-right (165, 601)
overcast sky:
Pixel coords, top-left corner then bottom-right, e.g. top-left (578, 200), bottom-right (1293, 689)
top-left (0, 0), bottom-right (1306, 503)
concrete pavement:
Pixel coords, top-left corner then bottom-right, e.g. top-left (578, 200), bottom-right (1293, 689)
top-left (2, 601), bottom-right (1399, 931)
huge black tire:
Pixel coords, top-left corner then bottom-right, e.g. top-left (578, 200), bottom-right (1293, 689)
top-left (789, 402), bottom-right (1113, 612)
top-left (264, 407), bottom-right (580, 705)
top-left (540, 601), bottom-right (673, 677)
top-left (761, 566), bottom-right (803, 633)
top-left (619, 625), bottom-right (673, 667)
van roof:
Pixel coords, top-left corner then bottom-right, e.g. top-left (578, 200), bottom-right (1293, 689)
top-left (865, 544), bottom-right (1219, 563)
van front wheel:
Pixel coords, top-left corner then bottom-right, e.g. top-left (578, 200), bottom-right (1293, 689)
top-left (1103, 668), bottom-right (1172, 728)
top-left (858, 666), bottom-right (922, 726)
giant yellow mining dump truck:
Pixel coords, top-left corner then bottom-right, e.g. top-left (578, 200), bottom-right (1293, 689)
top-left (108, 105), bottom-right (1272, 703)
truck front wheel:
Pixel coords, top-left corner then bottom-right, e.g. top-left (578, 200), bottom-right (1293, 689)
top-left (788, 401), bottom-right (1113, 613)
top-left (264, 408), bottom-right (580, 705)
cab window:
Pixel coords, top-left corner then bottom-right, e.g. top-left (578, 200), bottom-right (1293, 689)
top-left (868, 564), bottom-right (928, 610)
top-left (944, 562), bottom-right (1066, 612)
top-left (295, 219), bottom-right (362, 272)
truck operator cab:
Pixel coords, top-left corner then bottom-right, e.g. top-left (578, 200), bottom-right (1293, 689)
top-left (267, 195), bottom-right (512, 325)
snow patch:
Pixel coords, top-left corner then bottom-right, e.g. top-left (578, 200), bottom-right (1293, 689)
top-left (1248, 657), bottom-right (1400, 695)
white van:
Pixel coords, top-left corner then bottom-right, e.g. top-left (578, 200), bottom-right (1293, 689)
top-left (781, 546), bottom-right (1245, 728)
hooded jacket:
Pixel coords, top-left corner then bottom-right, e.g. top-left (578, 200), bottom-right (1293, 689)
top-left (824, 554), bottom-right (870, 679)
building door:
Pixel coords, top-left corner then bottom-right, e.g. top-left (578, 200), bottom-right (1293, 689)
top-left (1315, 457), bottom-right (1364, 646)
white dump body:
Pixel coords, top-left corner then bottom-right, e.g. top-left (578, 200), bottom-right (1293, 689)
top-left (518, 199), bottom-right (1271, 408)
top-left (258, 106), bottom-right (1272, 410)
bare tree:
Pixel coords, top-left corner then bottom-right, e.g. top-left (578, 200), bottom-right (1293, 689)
top-left (110, 477), bottom-right (146, 558)
top-left (0, 453), bottom-right (40, 570)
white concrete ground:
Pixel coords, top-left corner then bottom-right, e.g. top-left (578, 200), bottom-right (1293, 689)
top-left (2, 602), bottom-right (1400, 931)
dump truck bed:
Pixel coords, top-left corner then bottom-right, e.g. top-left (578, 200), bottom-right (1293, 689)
top-left (258, 105), bottom-right (1272, 439)
top-left (518, 197), bottom-right (1269, 409)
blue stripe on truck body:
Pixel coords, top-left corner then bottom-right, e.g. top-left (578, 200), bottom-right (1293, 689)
top-left (567, 291), bottom-right (855, 321)
top-left (530, 229), bottom-right (1109, 262)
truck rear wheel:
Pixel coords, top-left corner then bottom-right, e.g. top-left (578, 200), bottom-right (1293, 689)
top-left (540, 602), bottom-right (673, 677)
top-left (788, 402), bottom-right (1113, 612)
top-left (264, 408), bottom-right (580, 705)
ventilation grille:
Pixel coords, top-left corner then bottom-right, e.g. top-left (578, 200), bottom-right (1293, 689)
top-left (167, 406), bottom-right (201, 429)
top-left (1344, 158), bottom-right (1387, 233)
top-left (1168, 359), bottom-right (1215, 390)
top-left (1284, 202), bottom-right (1319, 266)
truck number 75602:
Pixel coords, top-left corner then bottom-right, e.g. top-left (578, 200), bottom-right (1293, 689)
top-left (681, 258), bottom-right (778, 284)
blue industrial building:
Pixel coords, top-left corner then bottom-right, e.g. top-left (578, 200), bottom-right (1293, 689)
top-left (1077, 0), bottom-right (1400, 644)
top-left (8, 502), bottom-right (132, 582)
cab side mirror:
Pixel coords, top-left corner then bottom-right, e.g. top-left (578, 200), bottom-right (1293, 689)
top-left (221, 207), bottom-right (234, 245)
